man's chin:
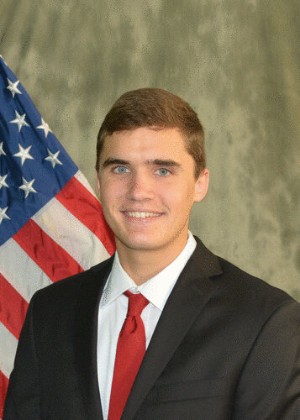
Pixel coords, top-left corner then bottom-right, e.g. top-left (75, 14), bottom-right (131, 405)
top-left (116, 235), bottom-right (162, 252)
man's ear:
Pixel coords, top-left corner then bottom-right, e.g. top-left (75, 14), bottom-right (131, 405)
top-left (96, 171), bottom-right (101, 200)
top-left (194, 168), bottom-right (209, 203)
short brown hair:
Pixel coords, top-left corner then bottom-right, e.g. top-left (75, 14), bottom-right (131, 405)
top-left (95, 88), bottom-right (206, 177)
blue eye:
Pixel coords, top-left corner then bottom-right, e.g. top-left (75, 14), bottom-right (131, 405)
top-left (156, 168), bottom-right (170, 176)
top-left (113, 166), bottom-right (129, 174)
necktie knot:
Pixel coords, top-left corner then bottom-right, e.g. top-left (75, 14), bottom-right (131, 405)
top-left (124, 290), bottom-right (149, 317)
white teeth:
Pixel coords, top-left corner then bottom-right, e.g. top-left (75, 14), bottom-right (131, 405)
top-left (127, 212), bottom-right (160, 218)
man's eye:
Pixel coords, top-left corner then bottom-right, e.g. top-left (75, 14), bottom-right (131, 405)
top-left (155, 168), bottom-right (170, 176)
top-left (113, 166), bottom-right (129, 174)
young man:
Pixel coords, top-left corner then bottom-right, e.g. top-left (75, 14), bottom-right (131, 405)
top-left (4, 88), bottom-right (300, 419)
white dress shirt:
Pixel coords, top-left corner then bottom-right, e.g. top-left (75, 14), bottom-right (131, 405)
top-left (97, 232), bottom-right (197, 419)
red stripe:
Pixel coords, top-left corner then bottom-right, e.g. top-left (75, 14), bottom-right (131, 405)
top-left (56, 177), bottom-right (115, 255)
top-left (0, 370), bottom-right (9, 418)
top-left (0, 274), bottom-right (28, 339)
top-left (13, 219), bottom-right (83, 282)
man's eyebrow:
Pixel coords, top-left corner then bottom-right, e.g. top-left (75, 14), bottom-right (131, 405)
top-left (101, 158), bottom-right (130, 168)
top-left (147, 159), bottom-right (181, 167)
top-left (101, 158), bottom-right (181, 169)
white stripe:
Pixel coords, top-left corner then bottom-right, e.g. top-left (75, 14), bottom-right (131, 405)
top-left (33, 197), bottom-right (110, 270)
top-left (0, 238), bottom-right (51, 302)
top-left (0, 322), bottom-right (18, 378)
top-left (75, 170), bottom-right (98, 198)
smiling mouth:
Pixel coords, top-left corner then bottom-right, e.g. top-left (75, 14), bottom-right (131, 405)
top-left (124, 211), bottom-right (162, 219)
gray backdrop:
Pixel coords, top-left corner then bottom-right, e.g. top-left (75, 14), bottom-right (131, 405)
top-left (1, 0), bottom-right (299, 299)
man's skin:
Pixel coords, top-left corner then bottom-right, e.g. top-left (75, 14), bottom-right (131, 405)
top-left (97, 126), bottom-right (209, 284)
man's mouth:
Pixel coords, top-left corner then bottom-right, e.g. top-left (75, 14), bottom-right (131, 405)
top-left (124, 211), bottom-right (162, 219)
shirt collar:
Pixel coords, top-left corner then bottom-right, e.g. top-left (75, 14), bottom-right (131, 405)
top-left (101, 232), bottom-right (197, 310)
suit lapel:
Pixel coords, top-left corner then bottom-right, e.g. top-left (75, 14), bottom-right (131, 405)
top-left (122, 239), bottom-right (223, 419)
top-left (73, 257), bottom-right (113, 420)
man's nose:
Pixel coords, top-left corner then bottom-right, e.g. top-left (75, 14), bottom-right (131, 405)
top-left (127, 172), bottom-right (154, 201)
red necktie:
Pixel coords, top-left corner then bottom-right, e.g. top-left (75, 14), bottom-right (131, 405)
top-left (108, 291), bottom-right (149, 420)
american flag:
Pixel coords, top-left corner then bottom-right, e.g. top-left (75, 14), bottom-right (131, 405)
top-left (0, 56), bottom-right (115, 416)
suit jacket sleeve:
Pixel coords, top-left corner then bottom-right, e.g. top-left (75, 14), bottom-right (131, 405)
top-left (3, 293), bottom-right (40, 420)
top-left (233, 300), bottom-right (300, 419)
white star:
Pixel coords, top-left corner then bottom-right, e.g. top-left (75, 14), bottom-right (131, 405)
top-left (14, 144), bottom-right (34, 166)
top-left (45, 149), bottom-right (63, 168)
top-left (19, 177), bottom-right (37, 198)
top-left (7, 78), bottom-right (22, 97)
top-left (0, 142), bottom-right (6, 156)
top-left (37, 118), bottom-right (52, 138)
top-left (0, 174), bottom-right (9, 189)
top-left (10, 111), bottom-right (30, 132)
top-left (0, 55), bottom-right (8, 65)
top-left (0, 207), bottom-right (10, 224)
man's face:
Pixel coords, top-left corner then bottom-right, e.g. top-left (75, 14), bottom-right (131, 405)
top-left (97, 127), bottom-right (209, 258)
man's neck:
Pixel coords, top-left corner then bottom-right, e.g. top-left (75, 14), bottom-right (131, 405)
top-left (116, 236), bottom-right (189, 285)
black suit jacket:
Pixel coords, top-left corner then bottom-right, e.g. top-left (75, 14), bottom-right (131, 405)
top-left (4, 237), bottom-right (300, 419)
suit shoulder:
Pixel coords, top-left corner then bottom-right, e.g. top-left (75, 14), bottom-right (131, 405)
top-left (217, 256), bottom-right (297, 308)
top-left (33, 256), bottom-right (113, 302)
top-left (193, 236), bottom-right (296, 306)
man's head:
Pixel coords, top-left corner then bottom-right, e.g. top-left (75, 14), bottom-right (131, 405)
top-left (95, 88), bottom-right (206, 178)
top-left (95, 89), bottom-right (209, 267)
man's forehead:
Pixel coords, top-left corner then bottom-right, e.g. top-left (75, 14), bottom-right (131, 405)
top-left (104, 126), bottom-right (183, 140)
top-left (98, 127), bottom-right (191, 168)
top-left (102, 127), bottom-right (185, 150)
